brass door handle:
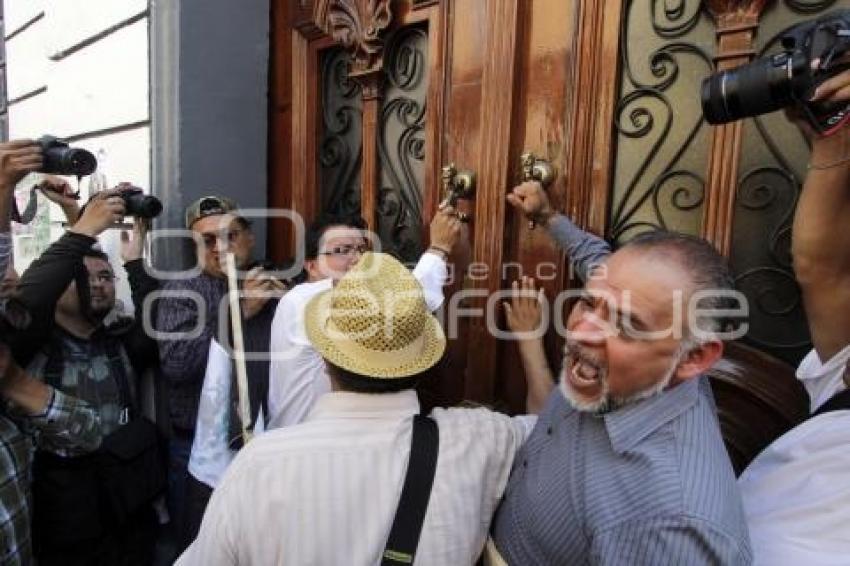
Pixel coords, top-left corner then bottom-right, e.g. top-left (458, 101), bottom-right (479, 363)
top-left (520, 152), bottom-right (555, 229)
top-left (441, 163), bottom-right (475, 222)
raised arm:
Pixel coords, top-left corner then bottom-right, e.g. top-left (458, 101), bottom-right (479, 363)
top-left (1, 342), bottom-right (102, 452)
top-left (413, 204), bottom-right (462, 312)
top-left (504, 277), bottom-right (555, 414)
top-left (0, 139), bottom-right (43, 236)
top-left (792, 69), bottom-right (850, 362)
top-left (507, 181), bottom-right (611, 281)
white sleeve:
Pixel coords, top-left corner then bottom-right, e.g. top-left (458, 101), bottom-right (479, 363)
top-left (511, 415), bottom-right (537, 447)
top-left (412, 251), bottom-right (449, 312)
top-left (267, 296), bottom-right (301, 424)
top-left (267, 288), bottom-right (331, 429)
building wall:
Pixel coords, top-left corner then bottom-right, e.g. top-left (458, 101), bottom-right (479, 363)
top-left (4, 0), bottom-right (273, 294)
top-left (150, 0), bottom-right (271, 271)
top-left (3, 0), bottom-right (150, 308)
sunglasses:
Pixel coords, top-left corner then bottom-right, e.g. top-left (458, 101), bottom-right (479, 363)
top-left (199, 229), bottom-right (246, 249)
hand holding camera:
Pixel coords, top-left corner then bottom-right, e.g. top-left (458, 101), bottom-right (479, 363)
top-left (0, 140), bottom-right (43, 192)
top-left (120, 216), bottom-right (151, 263)
top-left (69, 189), bottom-right (127, 238)
top-left (702, 9), bottom-right (850, 136)
top-left (36, 175), bottom-right (82, 224)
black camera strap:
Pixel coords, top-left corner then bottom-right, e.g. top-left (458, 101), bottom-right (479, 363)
top-left (381, 414), bottom-right (439, 566)
top-left (10, 185), bottom-right (39, 225)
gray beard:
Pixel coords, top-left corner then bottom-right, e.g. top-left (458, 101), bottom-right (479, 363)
top-left (559, 352), bottom-right (680, 414)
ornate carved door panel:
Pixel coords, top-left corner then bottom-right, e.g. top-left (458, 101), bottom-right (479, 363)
top-left (269, 0), bottom-right (585, 410)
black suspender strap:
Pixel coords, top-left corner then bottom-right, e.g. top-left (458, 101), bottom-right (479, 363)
top-left (381, 414), bottom-right (439, 566)
top-left (812, 387), bottom-right (850, 417)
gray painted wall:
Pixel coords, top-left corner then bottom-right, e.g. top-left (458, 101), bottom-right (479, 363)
top-left (150, 0), bottom-right (270, 270)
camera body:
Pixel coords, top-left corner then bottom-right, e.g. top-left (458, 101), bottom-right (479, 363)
top-left (37, 135), bottom-right (97, 177)
top-left (702, 9), bottom-right (850, 135)
top-left (119, 186), bottom-right (162, 219)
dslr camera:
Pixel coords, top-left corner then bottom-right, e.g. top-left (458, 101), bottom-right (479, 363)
top-left (702, 9), bottom-right (850, 135)
top-left (37, 135), bottom-right (98, 176)
top-left (79, 185), bottom-right (163, 220)
top-left (117, 185), bottom-right (163, 219)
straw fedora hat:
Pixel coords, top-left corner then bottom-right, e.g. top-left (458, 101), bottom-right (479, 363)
top-left (304, 252), bottom-right (446, 378)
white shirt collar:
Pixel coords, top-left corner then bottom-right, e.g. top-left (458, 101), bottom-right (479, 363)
top-left (307, 390), bottom-right (420, 421)
top-left (796, 344), bottom-right (850, 413)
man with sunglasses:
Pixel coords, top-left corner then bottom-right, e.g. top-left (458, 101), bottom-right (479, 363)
top-left (265, 206), bottom-right (462, 430)
top-left (155, 195), bottom-right (286, 551)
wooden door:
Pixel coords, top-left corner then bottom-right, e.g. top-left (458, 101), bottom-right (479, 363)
top-left (269, 0), bottom-right (591, 411)
top-left (269, 0), bottom-right (825, 471)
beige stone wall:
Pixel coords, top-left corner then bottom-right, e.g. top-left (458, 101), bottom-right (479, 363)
top-left (4, 0), bottom-right (150, 309)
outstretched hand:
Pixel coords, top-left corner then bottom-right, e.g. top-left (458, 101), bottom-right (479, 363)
top-left (504, 276), bottom-right (545, 336)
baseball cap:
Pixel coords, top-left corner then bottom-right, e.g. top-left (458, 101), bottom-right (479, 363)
top-left (185, 196), bottom-right (241, 229)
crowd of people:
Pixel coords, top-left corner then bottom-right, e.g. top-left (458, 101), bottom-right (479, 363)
top-left (0, 62), bottom-right (847, 566)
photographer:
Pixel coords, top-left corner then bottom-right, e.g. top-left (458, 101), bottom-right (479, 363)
top-left (736, 61), bottom-right (850, 562)
top-left (0, 139), bottom-right (104, 566)
top-left (13, 189), bottom-right (164, 566)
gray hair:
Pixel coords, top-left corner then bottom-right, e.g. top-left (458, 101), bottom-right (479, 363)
top-left (622, 230), bottom-right (739, 344)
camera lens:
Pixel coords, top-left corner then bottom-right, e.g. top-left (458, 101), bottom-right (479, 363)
top-left (38, 135), bottom-right (98, 177)
top-left (701, 52), bottom-right (806, 124)
top-left (123, 192), bottom-right (163, 219)
top-left (61, 148), bottom-right (97, 176)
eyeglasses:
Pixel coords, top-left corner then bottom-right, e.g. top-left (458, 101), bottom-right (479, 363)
top-left (319, 244), bottom-right (369, 257)
top-left (200, 229), bottom-right (245, 249)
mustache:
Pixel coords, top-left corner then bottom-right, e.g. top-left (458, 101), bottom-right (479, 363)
top-left (564, 338), bottom-right (605, 371)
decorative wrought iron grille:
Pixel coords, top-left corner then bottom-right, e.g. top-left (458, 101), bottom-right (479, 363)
top-left (730, 0), bottom-right (841, 365)
top-left (319, 46), bottom-right (363, 218)
top-left (608, 0), bottom-right (715, 245)
top-left (377, 25), bottom-right (429, 263)
top-left (609, 0), bottom-right (847, 365)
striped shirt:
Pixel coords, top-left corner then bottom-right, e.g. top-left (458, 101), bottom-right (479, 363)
top-left (177, 390), bottom-right (535, 565)
top-left (492, 378), bottom-right (752, 565)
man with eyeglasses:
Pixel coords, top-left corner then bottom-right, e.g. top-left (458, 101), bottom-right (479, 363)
top-left (154, 195), bottom-right (286, 552)
top-left (265, 206), bottom-right (462, 431)
top-left (11, 189), bottom-right (162, 565)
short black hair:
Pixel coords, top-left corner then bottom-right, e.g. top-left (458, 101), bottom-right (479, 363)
top-left (325, 361), bottom-right (423, 394)
top-left (305, 213), bottom-right (367, 260)
top-left (82, 248), bottom-right (110, 263)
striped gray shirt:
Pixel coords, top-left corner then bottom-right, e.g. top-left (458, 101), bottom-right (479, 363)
top-left (492, 378), bottom-right (752, 565)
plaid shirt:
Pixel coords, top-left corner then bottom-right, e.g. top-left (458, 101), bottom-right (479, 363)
top-left (0, 389), bottom-right (101, 565)
top-left (0, 232), bottom-right (11, 276)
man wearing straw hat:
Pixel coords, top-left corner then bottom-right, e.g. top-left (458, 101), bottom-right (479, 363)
top-left (178, 252), bottom-right (541, 565)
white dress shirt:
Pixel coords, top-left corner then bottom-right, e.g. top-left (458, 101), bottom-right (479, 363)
top-left (176, 390), bottom-right (535, 566)
top-left (739, 345), bottom-right (850, 566)
top-left (266, 252), bottom-right (448, 429)
top-left (188, 339), bottom-right (266, 489)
